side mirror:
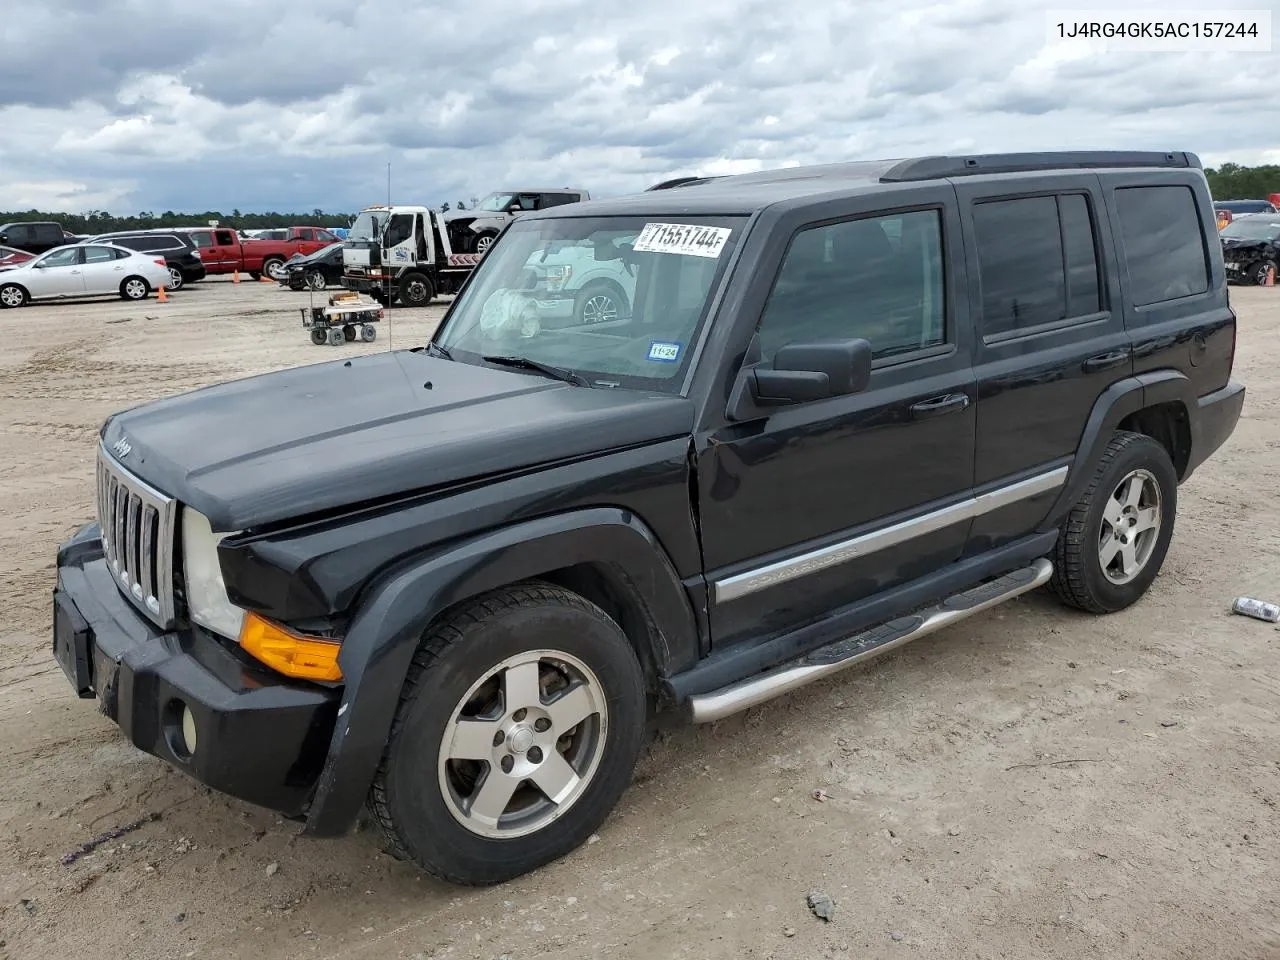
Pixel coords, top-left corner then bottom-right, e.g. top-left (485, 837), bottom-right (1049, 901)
top-left (729, 338), bottom-right (873, 418)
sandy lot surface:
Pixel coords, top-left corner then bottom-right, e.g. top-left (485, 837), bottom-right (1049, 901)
top-left (0, 277), bottom-right (1278, 960)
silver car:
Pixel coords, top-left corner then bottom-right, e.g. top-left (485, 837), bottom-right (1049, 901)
top-left (0, 243), bottom-right (172, 308)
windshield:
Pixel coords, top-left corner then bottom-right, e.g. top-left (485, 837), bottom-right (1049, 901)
top-left (477, 193), bottom-right (515, 212)
top-left (434, 215), bottom-right (746, 392)
top-left (1222, 218), bottom-right (1280, 241)
top-left (349, 211), bottom-right (388, 242)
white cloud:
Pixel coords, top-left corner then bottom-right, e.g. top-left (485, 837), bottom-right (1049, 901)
top-left (0, 0), bottom-right (1276, 214)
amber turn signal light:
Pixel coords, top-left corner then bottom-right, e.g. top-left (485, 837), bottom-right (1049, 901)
top-left (239, 613), bottom-right (343, 682)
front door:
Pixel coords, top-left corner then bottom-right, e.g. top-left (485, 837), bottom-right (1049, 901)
top-left (697, 195), bottom-right (978, 648)
top-left (25, 247), bottom-right (85, 298)
top-left (383, 213), bottom-right (417, 269)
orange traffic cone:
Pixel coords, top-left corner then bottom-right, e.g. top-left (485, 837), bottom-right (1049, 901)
top-left (1267, 265), bottom-right (1276, 287)
top-left (156, 285), bottom-right (168, 303)
top-left (259, 272), bottom-right (274, 283)
top-left (232, 269), bottom-right (240, 284)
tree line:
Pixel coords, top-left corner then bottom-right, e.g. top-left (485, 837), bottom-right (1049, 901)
top-left (2, 165), bottom-right (1276, 236)
top-left (0, 209), bottom-right (357, 235)
top-left (1204, 164), bottom-right (1280, 202)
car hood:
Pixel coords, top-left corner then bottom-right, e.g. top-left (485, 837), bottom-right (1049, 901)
top-left (99, 351), bottom-right (694, 532)
top-left (1221, 238), bottom-right (1274, 257)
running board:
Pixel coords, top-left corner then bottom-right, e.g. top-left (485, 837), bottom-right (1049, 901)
top-left (688, 559), bottom-right (1054, 724)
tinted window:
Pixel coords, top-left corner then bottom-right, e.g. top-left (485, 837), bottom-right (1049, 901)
top-left (35, 224), bottom-right (64, 243)
top-left (115, 236), bottom-right (165, 252)
top-left (1116, 185), bottom-right (1209, 306)
top-left (83, 246), bottom-right (116, 263)
top-left (757, 209), bottom-right (946, 363)
top-left (540, 194), bottom-right (579, 208)
top-left (384, 214), bottom-right (413, 247)
top-left (214, 230), bottom-right (236, 245)
top-left (4, 224), bottom-right (33, 243)
top-left (973, 194), bottom-right (1101, 337)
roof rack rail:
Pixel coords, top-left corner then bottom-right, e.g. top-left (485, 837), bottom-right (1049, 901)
top-left (879, 151), bottom-right (1201, 183)
top-left (646, 176), bottom-right (723, 191)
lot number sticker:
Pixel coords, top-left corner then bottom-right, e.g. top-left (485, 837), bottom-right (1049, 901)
top-left (648, 341), bottom-right (683, 362)
top-left (634, 222), bottom-right (731, 258)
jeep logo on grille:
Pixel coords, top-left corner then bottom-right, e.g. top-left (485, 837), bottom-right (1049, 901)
top-left (112, 437), bottom-right (132, 458)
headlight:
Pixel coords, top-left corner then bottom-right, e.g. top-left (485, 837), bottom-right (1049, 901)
top-left (181, 508), bottom-right (245, 639)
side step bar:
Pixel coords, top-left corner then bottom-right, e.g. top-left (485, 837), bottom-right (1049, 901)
top-left (688, 559), bottom-right (1054, 724)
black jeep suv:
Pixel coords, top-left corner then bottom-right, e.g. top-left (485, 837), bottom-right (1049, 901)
top-left (84, 230), bottom-right (206, 290)
top-left (53, 151), bottom-right (1243, 886)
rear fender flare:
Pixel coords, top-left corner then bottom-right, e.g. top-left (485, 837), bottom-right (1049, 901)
top-left (1039, 370), bottom-right (1194, 531)
top-left (302, 506), bottom-right (697, 837)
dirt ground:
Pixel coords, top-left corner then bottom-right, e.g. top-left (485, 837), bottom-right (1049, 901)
top-left (1, 277), bottom-right (1278, 960)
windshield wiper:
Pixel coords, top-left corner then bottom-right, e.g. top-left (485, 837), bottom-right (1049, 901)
top-left (482, 355), bottom-right (588, 386)
top-left (425, 340), bottom-right (453, 360)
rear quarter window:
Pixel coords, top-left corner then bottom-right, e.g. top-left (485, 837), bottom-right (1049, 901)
top-left (1116, 185), bottom-right (1210, 306)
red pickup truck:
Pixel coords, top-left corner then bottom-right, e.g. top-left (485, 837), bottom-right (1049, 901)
top-left (179, 226), bottom-right (341, 280)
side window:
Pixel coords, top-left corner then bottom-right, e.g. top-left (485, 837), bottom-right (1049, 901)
top-left (83, 246), bottom-right (115, 263)
top-left (7, 225), bottom-right (32, 243)
top-left (36, 224), bottom-right (64, 244)
top-left (118, 236), bottom-right (156, 252)
top-left (1115, 185), bottom-right (1209, 306)
top-left (756, 209), bottom-right (946, 363)
top-left (297, 228), bottom-right (315, 241)
top-left (41, 247), bottom-right (80, 267)
top-left (190, 231), bottom-right (213, 248)
top-left (214, 230), bottom-right (236, 245)
top-left (972, 193), bottom-right (1101, 338)
top-left (384, 214), bottom-right (413, 247)
top-left (517, 194), bottom-right (540, 211)
top-left (316, 229), bottom-right (337, 242)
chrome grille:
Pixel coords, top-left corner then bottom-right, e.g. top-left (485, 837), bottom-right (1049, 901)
top-left (96, 444), bottom-right (177, 628)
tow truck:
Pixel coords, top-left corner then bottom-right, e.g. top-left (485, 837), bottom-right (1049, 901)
top-left (342, 205), bottom-right (482, 307)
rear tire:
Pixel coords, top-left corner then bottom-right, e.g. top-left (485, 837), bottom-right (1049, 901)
top-left (1050, 431), bottom-right (1177, 614)
top-left (120, 277), bottom-right (149, 301)
top-left (167, 266), bottom-right (184, 291)
top-left (398, 272), bottom-right (434, 308)
top-left (369, 583), bottom-right (647, 886)
top-left (263, 257), bottom-right (287, 281)
top-left (247, 271), bottom-right (261, 281)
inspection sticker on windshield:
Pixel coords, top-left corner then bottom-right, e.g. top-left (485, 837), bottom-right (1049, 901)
top-left (648, 341), bottom-right (682, 363)
top-left (634, 222), bottom-right (731, 258)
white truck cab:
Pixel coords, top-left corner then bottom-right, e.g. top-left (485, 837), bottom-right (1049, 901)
top-left (342, 205), bottom-right (481, 307)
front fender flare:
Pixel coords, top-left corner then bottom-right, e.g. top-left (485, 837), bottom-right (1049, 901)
top-left (302, 506), bottom-right (697, 837)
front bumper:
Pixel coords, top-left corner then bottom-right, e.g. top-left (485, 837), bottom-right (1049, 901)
top-left (53, 523), bottom-right (340, 817)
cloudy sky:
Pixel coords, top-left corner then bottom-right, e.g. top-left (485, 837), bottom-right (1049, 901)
top-left (1, 0), bottom-right (1277, 214)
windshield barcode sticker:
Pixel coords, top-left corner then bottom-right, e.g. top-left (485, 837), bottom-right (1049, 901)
top-left (634, 223), bottom-right (731, 258)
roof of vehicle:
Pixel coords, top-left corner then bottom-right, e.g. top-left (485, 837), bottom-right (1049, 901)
top-left (531, 151), bottom-right (1202, 219)
top-left (1214, 199), bottom-right (1275, 208)
top-left (489, 188), bottom-right (589, 194)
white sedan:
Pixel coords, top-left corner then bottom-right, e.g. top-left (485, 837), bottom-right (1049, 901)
top-left (0, 243), bottom-right (172, 308)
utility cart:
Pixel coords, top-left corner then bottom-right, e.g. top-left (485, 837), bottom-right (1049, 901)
top-left (301, 292), bottom-right (384, 346)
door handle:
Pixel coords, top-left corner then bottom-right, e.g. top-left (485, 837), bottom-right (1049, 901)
top-left (1082, 350), bottom-right (1129, 373)
top-left (910, 393), bottom-right (970, 420)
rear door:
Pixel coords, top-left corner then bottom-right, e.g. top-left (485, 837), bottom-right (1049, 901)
top-left (955, 173), bottom-right (1127, 553)
top-left (80, 245), bottom-right (127, 294)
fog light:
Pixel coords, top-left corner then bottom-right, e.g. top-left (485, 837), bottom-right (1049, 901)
top-left (181, 706), bottom-right (198, 756)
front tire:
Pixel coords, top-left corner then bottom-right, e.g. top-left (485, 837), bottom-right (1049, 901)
top-left (369, 583), bottom-right (647, 886)
top-left (120, 277), bottom-right (149, 301)
top-left (472, 232), bottom-right (498, 254)
top-left (307, 270), bottom-right (327, 291)
top-left (0, 283), bottom-right (28, 308)
top-left (1250, 259), bottom-right (1276, 285)
top-left (1050, 431), bottom-right (1177, 614)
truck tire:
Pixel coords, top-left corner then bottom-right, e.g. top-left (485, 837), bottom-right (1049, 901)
top-left (573, 281), bottom-right (629, 325)
top-left (472, 231), bottom-right (498, 254)
top-left (398, 272), bottom-right (434, 308)
top-left (262, 257), bottom-right (287, 281)
top-left (369, 582), bottom-right (647, 886)
top-left (1050, 431), bottom-right (1177, 614)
